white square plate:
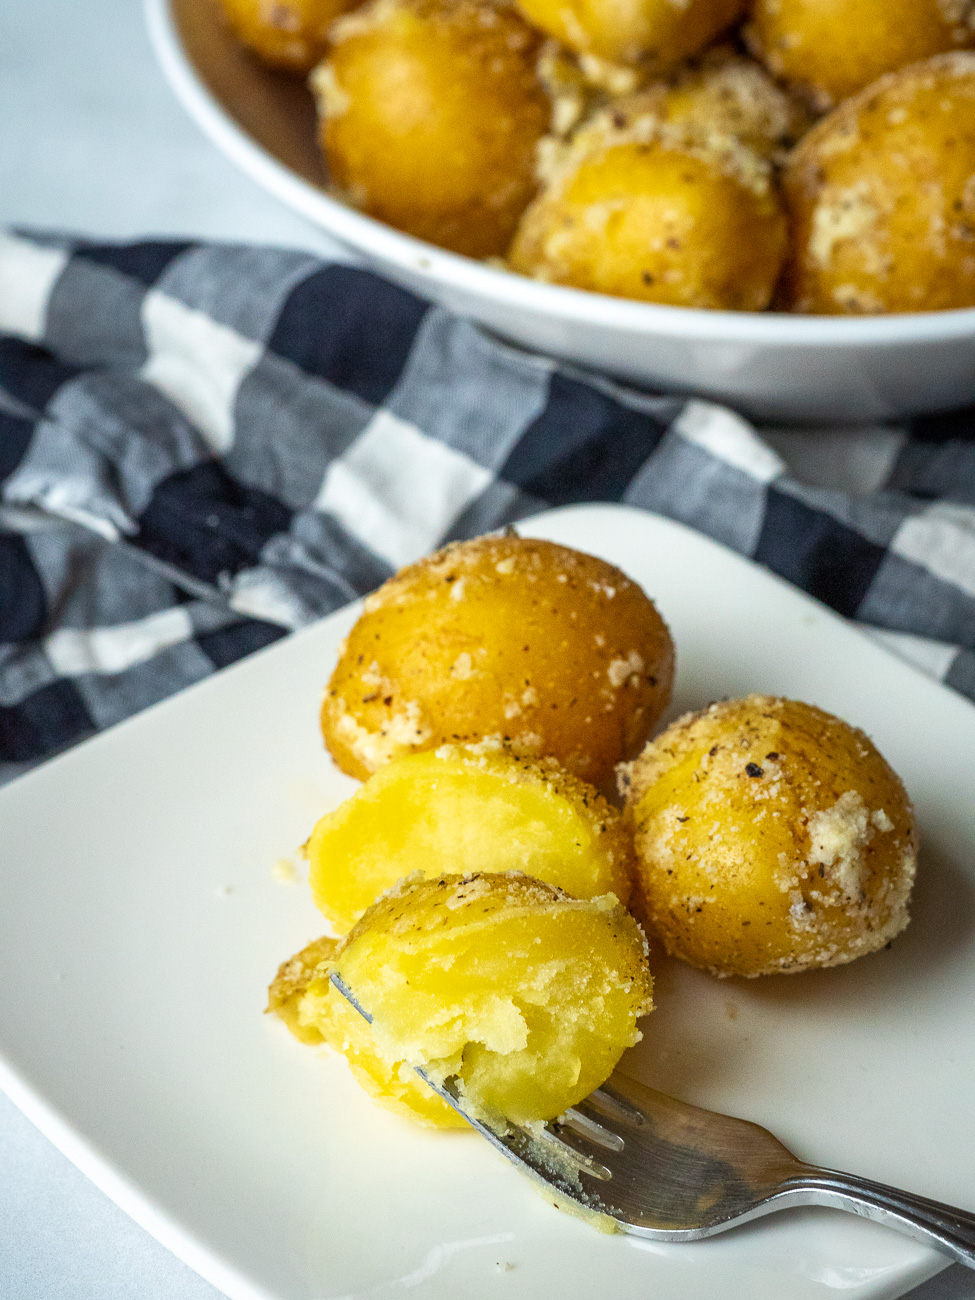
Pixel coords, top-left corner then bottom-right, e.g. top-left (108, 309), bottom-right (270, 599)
top-left (2, 503), bottom-right (974, 1300)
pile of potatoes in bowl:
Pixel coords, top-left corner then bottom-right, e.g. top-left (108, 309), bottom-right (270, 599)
top-left (218, 0), bottom-right (975, 313)
top-left (267, 534), bottom-right (918, 1134)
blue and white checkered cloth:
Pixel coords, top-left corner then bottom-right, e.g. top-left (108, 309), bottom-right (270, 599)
top-left (1, 230), bottom-right (974, 780)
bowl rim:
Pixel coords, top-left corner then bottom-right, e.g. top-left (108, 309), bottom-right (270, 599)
top-left (146, 0), bottom-right (975, 351)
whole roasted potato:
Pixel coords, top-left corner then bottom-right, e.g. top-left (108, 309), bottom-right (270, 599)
top-left (749, 0), bottom-right (975, 108)
top-left (304, 873), bottom-right (652, 1126)
top-left (217, 0), bottom-right (357, 72)
top-left (513, 0), bottom-right (746, 69)
top-left (511, 114), bottom-right (787, 309)
top-left (780, 54), bottom-right (975, 314)
top-left (306, 742), bottom-right (635, 931)
top-left (322, 535), bottom-right (674, 787)
top-left (311, 0), bottom-right (549, 257)
top-left (622, 696), bottom-right (918, 978)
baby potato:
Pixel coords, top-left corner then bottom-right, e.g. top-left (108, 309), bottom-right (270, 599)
top-left (622, 696), bottom-right (918, 978)
top-left (322, 535), bottom-right (674, 787)
top-left (217, 0), bottom-right (356, 72)
top-left (306, 743), bottom-right (635, 931)
top-left (327, 873), bottom-right (652, 1126)
top-left (511, 114), bottom-right (787, 309)
top-left (513, 0), bottom-right (746, 70)
top-left (311, 0), bottom-right (549, 257)
top-left (780, 54), bottom-right (975, 314)
top-left (749, 0), bottom-right (975, 109)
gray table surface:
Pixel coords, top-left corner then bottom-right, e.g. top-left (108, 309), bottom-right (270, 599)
top-left (0, 2), bottom-right (972, 1296)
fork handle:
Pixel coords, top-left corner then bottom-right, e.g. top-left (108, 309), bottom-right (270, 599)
top-left (781, 1167), bottom-right (975, 1269)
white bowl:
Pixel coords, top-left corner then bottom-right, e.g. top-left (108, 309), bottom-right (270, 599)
top-left (146, 0), bottom-right (975, 424)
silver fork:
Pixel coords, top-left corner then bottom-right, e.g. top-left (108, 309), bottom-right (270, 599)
top-left (330, 973), bottom-right (975, 1266)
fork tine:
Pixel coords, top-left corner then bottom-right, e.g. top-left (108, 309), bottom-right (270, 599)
top-left (584, 1083), bottom-right (649, 1126)
top-left (559, 1104), bottom-right (626, 1151)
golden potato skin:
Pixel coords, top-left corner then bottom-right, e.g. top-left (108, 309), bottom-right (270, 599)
top-left (780, 54), bottom-right (975, 314)
top-left (312, 0), bottom-right (549, 257)
top-left (623, 696), bottom-right (918, 978)
top-left (307, 743), bottom-right (635, 932)
top-left (749, 0), bottom-right (975, 108)
top-left (322, 535), bottom-right (674, 787)
top-left (332, 873), bottom-right (652, 1125)
top-left (511, 119), bottom-right (787, 310)
top-left (217, 0), bottom-right (355, 72)
top-left (513, 0), bottom-right (746, 69)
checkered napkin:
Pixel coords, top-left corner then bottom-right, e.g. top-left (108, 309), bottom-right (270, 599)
top-left (1, 229), bottom-right (974, 779)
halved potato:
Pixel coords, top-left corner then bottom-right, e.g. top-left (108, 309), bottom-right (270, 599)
top-left (267, 932), bottom-right (463, 1124)
top-left (306, 742), bottom-right (635, 932)
top-left (331, 873), bottom-right (652, 1125)
top-left (271, 873), bottom-right (653, 1127)
top-left (511, 110), bottom-right (787, 310)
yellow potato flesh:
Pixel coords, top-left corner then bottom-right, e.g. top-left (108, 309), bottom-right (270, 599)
top-left (513, 0), bottom-right (746, 68)
top-left (624, 696), bottom-right (918, 977)
top-left (511, 136), bottom-right (787, 310)
top-left (218, 0), bottom-right (357, 72)
top-left (321, 535), bottom-right (674, 787)
top-left (329, 873), bottom-right (652, 1127)
top-left (268, 933), bottom-right (464, 1124)
top-left (307, 745), bottom-right (635, 932)
top-left (749, 0), bottom-right (975, 108)
top-left (315, 0), bottom-right (548, 257)
top-left (781, 54), bottom-right (975, 314)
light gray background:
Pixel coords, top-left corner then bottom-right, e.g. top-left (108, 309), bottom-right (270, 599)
top-left (0, 2), bottom-right (971, 1297)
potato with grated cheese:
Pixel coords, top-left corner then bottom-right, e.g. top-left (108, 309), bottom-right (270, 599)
top-left (618, 45), bottom-right (813, 164)
top-left (780, 54), bottom-right (975, 314)
top-left (510, 109), bottom-right (787, 309)
top-left (321, 534), bottom-right (674, 788)
top-left (621, 695), bottom-right (918, 978)
top-left (310, 0), bottom-right (549, 257)
top-left (748, 0), bottom-right (975, 109)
